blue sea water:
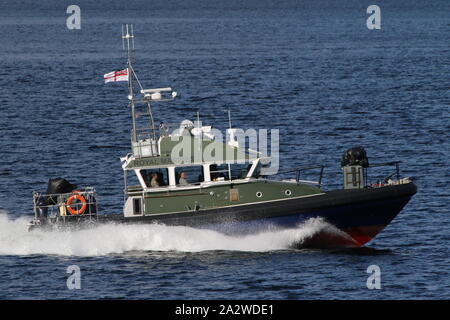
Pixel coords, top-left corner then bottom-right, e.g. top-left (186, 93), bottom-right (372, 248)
top-left (0, 0), bottom-right (449, 299)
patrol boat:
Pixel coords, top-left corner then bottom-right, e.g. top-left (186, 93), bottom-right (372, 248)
top-left (29, 25), bottom-right (417, 247)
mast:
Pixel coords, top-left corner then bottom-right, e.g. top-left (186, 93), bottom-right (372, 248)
top-left (122, 24), bottom-right (137, 142)
top-left (120, 24), bottom-right (177, 158)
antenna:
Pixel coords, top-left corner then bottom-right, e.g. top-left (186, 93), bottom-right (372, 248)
top-left (122, 25), bottom-right (124, 50)
top-left (131, 24), bottom-right (135, 49)
top-left (122, 24), bottom-right (137, 141)
top-left (122, 24), bottom-right (135, 53)
top-left (122, 24), bottom-right (134, 51)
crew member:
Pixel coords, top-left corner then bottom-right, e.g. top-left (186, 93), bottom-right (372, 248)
top-left (179, 172), bottom-right (188, 186)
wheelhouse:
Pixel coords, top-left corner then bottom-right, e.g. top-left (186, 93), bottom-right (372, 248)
top-left (124, 158), bottom-right (263, 192)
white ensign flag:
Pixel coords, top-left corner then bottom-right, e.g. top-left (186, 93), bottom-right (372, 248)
top-left (104, 68), bottom-right (129, 83)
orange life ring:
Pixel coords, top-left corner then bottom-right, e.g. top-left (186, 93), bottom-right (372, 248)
top-left (66, 191), bottom-right (87, 215)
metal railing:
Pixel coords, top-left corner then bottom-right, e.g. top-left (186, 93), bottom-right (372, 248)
top-left (32, 187), bottom-right (98, 223)
top-left (132, 128), bottom-right (159, 157)
top-left (366, 161), bottom-right (401, 187)
top-left (274, 164), bottom-right (325, 186)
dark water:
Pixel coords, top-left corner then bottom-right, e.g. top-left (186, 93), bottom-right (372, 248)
top-left (0, 0), bottom-right (449, 299)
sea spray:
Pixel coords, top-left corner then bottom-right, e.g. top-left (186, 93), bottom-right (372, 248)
top-left (0, 212), bottom-right (344, 256)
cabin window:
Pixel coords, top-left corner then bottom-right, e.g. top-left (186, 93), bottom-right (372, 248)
top-left (175, 166), bottom-right (204, 186)
top-left (125, 170), bottom-right (142, 190)
top-left (230, 163), bottom-right (253, 179)
top-left (141, 168), bottom-right (169, 188)
top-left (209, 164), bottom-right (229, 181)
top-left (133, 198), bottom-right (142, 215)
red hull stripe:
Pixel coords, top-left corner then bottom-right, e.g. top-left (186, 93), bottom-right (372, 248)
top-left (343, 224), bottom-right (387, 246)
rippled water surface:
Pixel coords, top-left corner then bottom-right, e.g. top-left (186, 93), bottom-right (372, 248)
top-left (0, 0), bottom-right (449, 299)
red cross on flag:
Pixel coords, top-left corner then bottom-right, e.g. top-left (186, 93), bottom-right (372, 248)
top-left (104, 68), bottom-right (129, 83)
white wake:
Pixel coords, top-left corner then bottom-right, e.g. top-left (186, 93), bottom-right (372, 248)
top-left (0, 211), bottom-right (346, 256)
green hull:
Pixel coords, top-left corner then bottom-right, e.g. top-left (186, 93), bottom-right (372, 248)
top-left (126, 180), bottom-right (322, 216)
